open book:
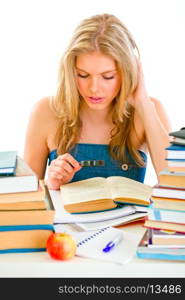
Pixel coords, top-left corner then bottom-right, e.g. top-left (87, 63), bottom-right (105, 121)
top-left (60, 176), bottom-right (152, 213)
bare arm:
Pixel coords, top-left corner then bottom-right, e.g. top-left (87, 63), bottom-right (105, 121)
top-left (24, 97), bottom-right (82, 189)
top-left (23, 98), bottom-right (52, 179)
top-left (128, 62), bottom-right (171, 177)
top-left (137, 97), bottom-right (171, 175)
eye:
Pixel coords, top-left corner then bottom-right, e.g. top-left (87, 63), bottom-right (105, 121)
top-left (77, 73), bottom-right (89, 78)
top-left (103, 76), bottom-right (114, 80)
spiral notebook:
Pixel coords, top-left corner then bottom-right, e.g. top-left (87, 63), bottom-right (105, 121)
top-left (54, 225), bottom-right (142, 265)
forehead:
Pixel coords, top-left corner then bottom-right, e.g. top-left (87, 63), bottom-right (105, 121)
top-left (75, 51), bottom-right (116, 73)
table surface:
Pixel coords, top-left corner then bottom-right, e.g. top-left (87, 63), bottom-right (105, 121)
top-left (0, 221), bottom-right (184, 278)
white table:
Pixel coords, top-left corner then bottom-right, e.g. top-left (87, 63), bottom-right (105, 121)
top-left (0, 222), bottom-right (184, 278)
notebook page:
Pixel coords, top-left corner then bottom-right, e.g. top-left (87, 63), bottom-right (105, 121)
top-left (76, 212), bottom-right (147, 231)
top-left (54, 225), bottom-right (142, 265)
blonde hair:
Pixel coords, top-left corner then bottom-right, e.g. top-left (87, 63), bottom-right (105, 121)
top-left (51, 13), bottom-right (145, 166)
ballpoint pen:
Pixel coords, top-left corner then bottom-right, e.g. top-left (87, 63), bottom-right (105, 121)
top-left (102, 233), bottom-right (123, 252)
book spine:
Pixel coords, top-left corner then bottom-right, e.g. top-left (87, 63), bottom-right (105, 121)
top-left (0, 248), bottom-right (46, 253)
top-left (0, 224), bottom-right (54, 232)
top-left (136, 251), bottom-right (185, 260)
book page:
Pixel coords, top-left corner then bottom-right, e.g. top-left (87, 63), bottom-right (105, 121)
top-left (51, 189), bottom-right (140, 223)
top-left (61, 177), bottom-right (111, 205)
top-left (16, 156), bottom-right (36, 177)
top-left (107, 176), bottom-right (152, 202)
top-left (76, 212), bottom-right (147, 230)
top-left (149, 209), bottom-right (185, 223)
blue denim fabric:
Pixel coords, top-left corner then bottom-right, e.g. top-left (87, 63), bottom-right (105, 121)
top-left (48, 143), bottom-right (147, 183)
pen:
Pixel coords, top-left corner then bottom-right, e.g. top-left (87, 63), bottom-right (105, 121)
top-left (102, 233), bottom-right (123, 252)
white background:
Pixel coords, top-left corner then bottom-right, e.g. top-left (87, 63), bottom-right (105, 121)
top-left (0, 0), bottom-right (185, 185)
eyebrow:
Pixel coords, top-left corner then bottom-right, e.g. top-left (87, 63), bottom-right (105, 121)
top-left (76, 67), bottom-right (117, 74)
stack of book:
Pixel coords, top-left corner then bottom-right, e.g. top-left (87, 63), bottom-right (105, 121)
top-left (151, 128), bottom-right (185, 212)
top-left (0, 151), bottom-right (55, 253)
top-left (136, 128), bottom-right (185, 260)
top-left (51, 176), bottom-right (152, 231)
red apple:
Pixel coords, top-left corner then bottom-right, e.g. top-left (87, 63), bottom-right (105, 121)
top-left (46, 232), bottom-right (77, 260)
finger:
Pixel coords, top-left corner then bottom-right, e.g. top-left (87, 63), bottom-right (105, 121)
top-left (49, 170), bottom-right (64, 180)
top-left (61, 161), bottom-right (75, 174)
top-left (58, 153), bottom-right (81, 170)
top-left (49, 163), bottom-right (70, 178)
top-left (53, 159), bottom-right (75, 174)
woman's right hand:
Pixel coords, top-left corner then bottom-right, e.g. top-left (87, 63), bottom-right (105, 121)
top-left (47, 153), bottom-right (82, 190)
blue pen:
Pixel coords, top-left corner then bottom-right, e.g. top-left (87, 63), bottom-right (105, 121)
top-left (102, 233), bottom-right (123, 252)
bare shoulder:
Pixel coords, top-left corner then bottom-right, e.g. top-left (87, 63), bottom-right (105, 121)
top-left (31, 97), bottom-right (58, 123)
top-left (25, 97), bottom-right (59, 148)
top-left (29, 97), bottom-right (59, 133)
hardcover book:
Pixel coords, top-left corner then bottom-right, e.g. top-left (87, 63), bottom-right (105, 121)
top-left (0, 184), bottom-right (55, 226)
top-left (0, 156), bottom-right (38, 194)
top-left (151, 196), bottom-right (185, 212)
top-left (0, 224), bottom-right (54, 253)
top-left (144, 208), bottom-right (185, 233)
top-left (136, 229), bottom-right (185, 260)
top-left (169, 128), bottom-right (185, 139)
top-left (158, 168), bottom-right (185, 188)
top-left (150, 228), bottom-right (185, 246)
top-left (166, 159), bottom-right (185, 172)
top-left (144, 219), bottom-right (185, 233)
top-left (147, 208), bottom-right (185, 224)
top-left (0, 180), bottom-right (45, 210)
top-left (0, 151), bottom-right (17, 176)
top-left (60, 176), bottom-right (152, 213)
top-left (170, 138), bottom-right (185, 146)
top-left (152, 184), bottom-right (185, 199)
top-left (166, 145), bottom-right (185, 160)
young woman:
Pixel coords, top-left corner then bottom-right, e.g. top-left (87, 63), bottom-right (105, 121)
top-left (24, 13), bottom-right (171, 190)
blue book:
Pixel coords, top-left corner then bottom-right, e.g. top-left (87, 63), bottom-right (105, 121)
top-left (166, 145), bottom-right (185, 151)
top-left (136, 251), bottom-right (185, 260)
top-left (166, 158), bottom-right (185, 161)
top-left (0, 224), bottom-right (54, 253)
top-left (136, 230), bottom-right (185, 261)
top-left (166, 145), bottom-right (185, 160)
top-left (0, 151), bottom-right (17, 176)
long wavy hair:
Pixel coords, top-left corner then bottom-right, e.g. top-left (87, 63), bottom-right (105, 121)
top-left (51, 13), bottom-right (145, 166)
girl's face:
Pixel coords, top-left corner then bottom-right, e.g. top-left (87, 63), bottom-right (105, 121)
top-left (75, 51), bottom-right (121, 112)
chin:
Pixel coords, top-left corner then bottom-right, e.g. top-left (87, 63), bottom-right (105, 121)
top-left (87, 103), bottom-right (108, 110)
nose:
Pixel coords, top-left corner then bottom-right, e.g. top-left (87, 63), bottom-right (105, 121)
top-left (89, 77), bottom-right (99, 94)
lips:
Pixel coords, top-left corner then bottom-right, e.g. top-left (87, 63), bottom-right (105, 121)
top-left (88, 97), bottom-right (104, 103)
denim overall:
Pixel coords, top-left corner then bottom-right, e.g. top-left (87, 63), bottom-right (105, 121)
top-left (48, 143), bottom-right (147, 183)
